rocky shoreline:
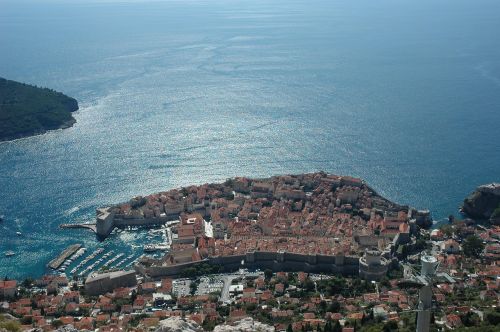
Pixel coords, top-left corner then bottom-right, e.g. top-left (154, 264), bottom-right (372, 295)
top-left (462, 183), bottom-right (500, 224)
top-left (0, 117), bottom-right (77, 143)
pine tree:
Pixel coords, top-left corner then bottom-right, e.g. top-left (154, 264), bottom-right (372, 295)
top-left (332, 321), bottom-right (342, 332)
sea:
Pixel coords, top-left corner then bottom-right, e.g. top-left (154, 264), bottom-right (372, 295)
top-left (0, 0), bottom-right (499, 280)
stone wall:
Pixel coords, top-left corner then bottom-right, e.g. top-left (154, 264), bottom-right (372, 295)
top-left (85, 270), bottom-right (137, 296)
top-left (96, 214), bottom-right (176, 239)
top-left (96, 209), bottom-right (115, 239)
top-left (138, 252), bottom-right (359, 279)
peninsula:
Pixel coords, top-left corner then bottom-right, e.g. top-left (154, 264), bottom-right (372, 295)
top-left (0, 77), bottom-right (79, 141)
top-left (96, 172), bottom-right (432, 278)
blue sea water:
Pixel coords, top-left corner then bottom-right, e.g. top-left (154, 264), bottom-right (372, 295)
top-left (0, 0), bottom-right (500, 279)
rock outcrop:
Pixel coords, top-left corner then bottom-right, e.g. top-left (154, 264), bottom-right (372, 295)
top-left (56, 325), bottom-right (80, 332)
top-left (463, 183), bottom-right (500, 224)
top-left (214, 317), bottom-right (275, 332)
top-left (154, 317), bottom-right (203, 332)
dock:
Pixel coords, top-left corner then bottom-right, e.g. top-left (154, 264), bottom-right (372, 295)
top-left (48, 244), bottom-right (82, 270)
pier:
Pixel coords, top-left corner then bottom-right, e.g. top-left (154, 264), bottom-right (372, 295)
top-left (48, 244), bottom-right (82, 270)
top-left (60, 223), bottom-right (97, 233)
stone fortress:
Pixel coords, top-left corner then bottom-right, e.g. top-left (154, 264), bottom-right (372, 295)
top-left (96, 172), bottom-right (430, 280)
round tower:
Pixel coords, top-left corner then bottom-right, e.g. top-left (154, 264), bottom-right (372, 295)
top-left (359, 249), bottom-right (389, 281)
top-left (421, 255), bottom-right (437, 277)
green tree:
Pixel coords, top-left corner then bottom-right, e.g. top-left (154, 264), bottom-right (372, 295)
top-left (440, 224), bottom-right (453, 237)
top-left (359, 323), bottom-right (385, 332)
top-left (51, 319), bottom-right (63, 328)
top-left (319, 300), bottom-right (327, 313)
top-left (21, 278), bottom-right (33, 288)
top-left (245, 303), bottom-right (257, 312)
top-left (202, 319), bottom-right (217, 331)
top-left (304, 279), bottom-right (315, 292)
top-left (327, 301), bottom-right (341, 313)
top-left (264, 269), bottom-right (273, 280)
top-left (130, 289), bottom-right (137, 303)
top-left (332, 320), bottom-right (342, 332)
top-left (460, 312), bottom-right (480, 327)
top-left (379, 277), bottom-right (390, 288)
top-left (484, 309), bottom-right (500, 326)
top-left (462, 235), bottom-right (484, 257)
top-left (414, 238), bottom-right (428, 251)
top-left (492, 204), bottom-right (500, 218)
top-left (20, 316), bottom-right (32, 325)
top-left (190, 279), bottom-right (199, 295)
top-left (383, 320), bottom-right (398, 332)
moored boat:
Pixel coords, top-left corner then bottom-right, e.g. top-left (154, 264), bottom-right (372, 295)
top-left (5, 251), bottom-right (15, 257)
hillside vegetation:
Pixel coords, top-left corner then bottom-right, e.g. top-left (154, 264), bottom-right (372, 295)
top-left (0, 77), bottom-right (78, 141)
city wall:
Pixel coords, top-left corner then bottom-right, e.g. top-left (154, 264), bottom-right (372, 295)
top-left (96, 212), bottom-right (176, 239)
top-left (96, 205), bottom-right (206, 239)
top-left (85, 270), bottom-right (137, 296)
top-left (138, 251), bottom-right (359, 279)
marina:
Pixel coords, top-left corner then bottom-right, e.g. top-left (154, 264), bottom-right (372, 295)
top-left (57, 247), bottom-right (87, 273)
top-left (101, 253), bottom-right (124, 269)
top-left (110, 254), bottom-right (135, 269)
top-left (45, 221), bottom-right (177, 279)
top-left (78, 250), bottom-right (115, 277)
top-left (70, 248), bottom-right (105, 275)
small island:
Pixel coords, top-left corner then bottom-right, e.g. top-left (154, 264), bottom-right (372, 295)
top-left (0, 77), bottom-right (79, 141)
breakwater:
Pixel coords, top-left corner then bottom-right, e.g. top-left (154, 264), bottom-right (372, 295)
top-left (60, 223), bottom-right (97, 233)
top-left (47, 244), bottom-right (81, 270)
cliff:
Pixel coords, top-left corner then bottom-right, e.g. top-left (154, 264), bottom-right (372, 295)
top-left (462, 183), bottom-right (500, 224)
top-left (0, 77), bottom-right (79, 141)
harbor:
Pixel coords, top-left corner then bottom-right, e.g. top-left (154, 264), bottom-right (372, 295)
top-left (70, 247), bottom-right (104, 276)
top-left (40, 219), bottom-right (179, 281)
